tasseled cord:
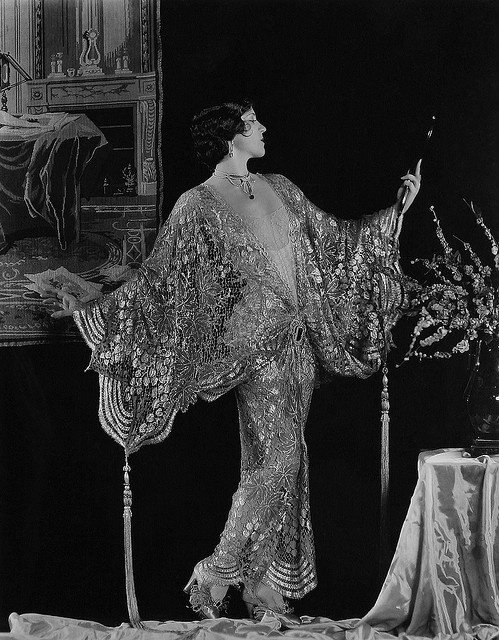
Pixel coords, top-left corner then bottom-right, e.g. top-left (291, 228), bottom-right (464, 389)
top-left (123, 457), bottom-right (204, 639)
top-left (379, 363), bottom-right (390, 576)
top-left (122, 456), bottom-right (204, 639)
top-left (123, 456), bottom-right (145, 630)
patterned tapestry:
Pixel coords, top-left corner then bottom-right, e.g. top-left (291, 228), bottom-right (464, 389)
top-left (0, 3), bottom-right (160, 347)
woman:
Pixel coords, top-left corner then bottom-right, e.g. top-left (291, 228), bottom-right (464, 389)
top-left (49, 100), bottom-right (421, 624)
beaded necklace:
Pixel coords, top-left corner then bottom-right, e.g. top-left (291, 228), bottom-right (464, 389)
top-left (212, 169), bottom-right (255, 199)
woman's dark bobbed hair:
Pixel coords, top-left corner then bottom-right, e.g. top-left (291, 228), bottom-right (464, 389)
top-left (191, 100), bottom-right (253, 167)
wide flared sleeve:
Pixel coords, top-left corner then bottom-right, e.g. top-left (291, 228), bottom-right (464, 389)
top-left (266, 174), bottom-right (407, 379)
top-left (73, 190), bottom-right (271, 455)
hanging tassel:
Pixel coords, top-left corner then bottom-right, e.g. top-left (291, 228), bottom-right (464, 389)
top-left (379, 363), bottom-right (390, 577)
top-left (123, 456), bottom-right (145, 629)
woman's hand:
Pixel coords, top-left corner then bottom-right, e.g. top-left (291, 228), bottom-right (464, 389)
top-left (397, 158), bottom-right (422, 213)
top-left (41, 287), bottom-right (84, 319)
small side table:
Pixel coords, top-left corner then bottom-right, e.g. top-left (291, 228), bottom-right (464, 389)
top-left (359, 449), bottom-right (499, 637)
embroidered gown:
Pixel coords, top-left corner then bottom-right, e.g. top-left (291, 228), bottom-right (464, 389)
top-left (73, 173), bottom-right (405, 601)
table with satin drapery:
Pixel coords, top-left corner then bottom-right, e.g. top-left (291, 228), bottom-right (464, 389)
top-left (356, 448), bottom-right (499, 640)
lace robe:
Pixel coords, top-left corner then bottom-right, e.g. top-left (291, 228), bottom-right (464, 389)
top-left (74, 173), bottom-right (405, 600)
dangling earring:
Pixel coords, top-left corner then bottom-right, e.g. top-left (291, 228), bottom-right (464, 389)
top-left (228, 141), bottom-right (234, 158)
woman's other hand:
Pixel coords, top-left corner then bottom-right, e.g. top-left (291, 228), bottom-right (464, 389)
top-left (41, 287), bottom-right (85, 318)
top-left (397, 158), bottom-right (422, 213)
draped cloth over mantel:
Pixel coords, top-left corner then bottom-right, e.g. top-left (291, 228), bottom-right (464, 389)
top-left (0, 114), bottom-right (106, 251)
top-left (73, 173), bottom-right (406, 619)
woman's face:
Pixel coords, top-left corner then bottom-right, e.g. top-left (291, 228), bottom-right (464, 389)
top-left (233, 109), bottom-right (266, 158)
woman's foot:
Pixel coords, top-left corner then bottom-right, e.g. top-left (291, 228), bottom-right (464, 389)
top-left (241, 584), bottom-right (301, 626)
top-left (184, 569), bottom-right (229, 619)
top-left (254, 584), bottom-right (286, 611)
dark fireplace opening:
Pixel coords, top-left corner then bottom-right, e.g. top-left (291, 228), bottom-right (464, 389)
top-left (77, 105), bottom-right (136, 200)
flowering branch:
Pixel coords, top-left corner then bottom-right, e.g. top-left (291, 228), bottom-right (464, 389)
top-left (400, 203), bottom-right (499, 364)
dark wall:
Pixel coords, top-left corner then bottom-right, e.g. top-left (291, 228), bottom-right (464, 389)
top-left (160, 0), bottom-right (499, 614)
top-left (2, 0), bottom-right (499, 630)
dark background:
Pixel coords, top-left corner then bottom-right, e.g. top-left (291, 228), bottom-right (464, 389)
top-left (2, 0), bottom-right (499, 630)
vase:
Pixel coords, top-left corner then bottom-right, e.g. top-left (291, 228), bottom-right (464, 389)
top-left (465, 337), bottom-right (499, 455)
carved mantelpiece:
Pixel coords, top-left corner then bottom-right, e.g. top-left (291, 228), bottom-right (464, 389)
top-left (26, 72), bottom-right (157, 197)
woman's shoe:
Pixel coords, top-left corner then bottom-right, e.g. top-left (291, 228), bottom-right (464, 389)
top-left (241, 586), bottom-right (301, 627)
top-left (183, 571), bottom-right (229, 620)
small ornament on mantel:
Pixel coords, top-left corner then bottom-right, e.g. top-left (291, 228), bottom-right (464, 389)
top-left (48, 52), bottom-right (65, 78)
top-left (123, 163), bottom-right (137, 196)
top-left (78, 28), bottom-right (104, 76)
top-left (102, 177), bottom-right (110, 196)
top-left (115, 47), bottom-right (132, 75)
top-left (56, 52), bottom-right (64, 74)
